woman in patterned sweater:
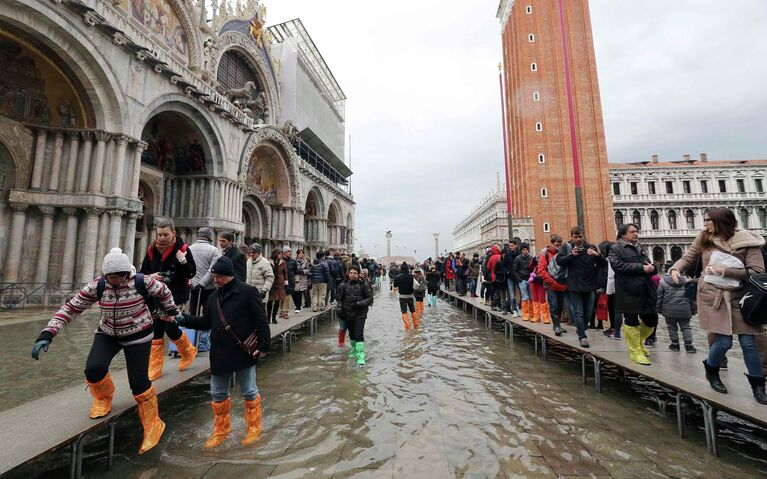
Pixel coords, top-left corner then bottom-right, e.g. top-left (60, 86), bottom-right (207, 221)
top-left (31, 248), bottom-right (181, 454)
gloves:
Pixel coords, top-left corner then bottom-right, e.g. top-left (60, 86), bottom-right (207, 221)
top-left (175, 313), bottom-right (187, 326)
top-left (32, 340), bottom-right (50, 360)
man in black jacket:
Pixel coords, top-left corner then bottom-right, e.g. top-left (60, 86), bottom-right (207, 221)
top-left (502, 242), bottom-right (520, 317)
top-left (177, 257), bottom-right (270, 448)
top-left (140, 220), bottom-right (197, 380)
top-left (555, 227), bottom-right (607, 348)
top-left (394, 262), bottom-right (417, 329)
top-left (218, 232), bottom-right (247, 282)
top-left (336, 265), bottom-right (373, 366)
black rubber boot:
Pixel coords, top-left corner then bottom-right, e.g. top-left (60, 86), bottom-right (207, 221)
top-left (703, 360), bottom-right (727, 394)
top-left (745, 374), bottom-right (767, 405)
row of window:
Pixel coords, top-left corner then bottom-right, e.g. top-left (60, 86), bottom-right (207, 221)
top-left (613, 178), bottom-right (764, 195)
top-left (615, 208), bottom-right (767, 230)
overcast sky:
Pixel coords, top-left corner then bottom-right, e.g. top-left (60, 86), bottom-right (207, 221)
top-left (267, 0), bottom-right (767, 259)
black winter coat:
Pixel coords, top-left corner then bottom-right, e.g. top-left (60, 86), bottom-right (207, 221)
top-left (512, 254), bottom-right (534, 282)
top-left (336, 279), bottom-right (373, 321)
top-left (556, 241), bottom-right (607, 293)
top-left (223, 246), bottom-right (247, 283)
top-left (426, 271), bottom-right (441, 290)
top-left (609, 240), bottom-right (657, 314)
top-left (140, 237), bottom-right (196, 305)
top-left (284, 257), bottom-right (298, 291)
top-left (183, 278), bottom-right (270, 375)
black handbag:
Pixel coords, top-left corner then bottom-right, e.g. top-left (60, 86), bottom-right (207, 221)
top-left (740, 273), bottom-right (767, 326)
top-left (684, 255), bottom-right (703, 301)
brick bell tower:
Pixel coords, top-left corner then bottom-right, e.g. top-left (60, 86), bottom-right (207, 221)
top-left (497, 0), bottom-right (614, 245)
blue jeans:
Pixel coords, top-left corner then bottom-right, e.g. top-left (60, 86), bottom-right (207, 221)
top-left (210, 365), bottom-right (258, 402)
top-left (546, 289), bottom-right (566, 331)
top-left (517, 281), bottom-right (531, 302)
top-left (568, 291), bottom-right (594, 340)
top-left (197, 331), bottom-right (210, 352)
top-left (708, 334), bottom-right (764, 377)
top-left (468, 277), bottom-right (477, 296)
top-left (506, 278), bottom-right (519, 312)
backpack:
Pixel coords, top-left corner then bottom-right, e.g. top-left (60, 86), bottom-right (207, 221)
top-left (546, 243), bottom-right (571, 284)
top-left (97, 273), bottom-right (149, 304)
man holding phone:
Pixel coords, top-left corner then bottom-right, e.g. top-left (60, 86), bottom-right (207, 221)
top-left (556, 227), bottom-right (607, 348)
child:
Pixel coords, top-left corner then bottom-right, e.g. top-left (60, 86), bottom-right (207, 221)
top-left (413, 269), bottom-right (427, 320)
top-left (656, 272), bottom-right (697, 353)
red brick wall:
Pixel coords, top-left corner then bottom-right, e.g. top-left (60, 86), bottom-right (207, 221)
top-left (501, 0), bottom-right (614, 245)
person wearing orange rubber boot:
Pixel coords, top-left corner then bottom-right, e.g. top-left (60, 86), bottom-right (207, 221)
top-left (177, 257), bottom-right (271, 448)
top-left (393, 262), bottom-right (418, 330)
top-left (140, 220), bottom-right (198, 381)
top-left (31, 248), bottom-right (179, 454)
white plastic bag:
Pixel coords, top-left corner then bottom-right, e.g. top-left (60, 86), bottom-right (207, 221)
top-left (703, 251), bottom-right (744, 290)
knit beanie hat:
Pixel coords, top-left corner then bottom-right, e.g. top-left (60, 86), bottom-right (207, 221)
top-left (249, 243), bottom-right (262, 253)
top-left (401, 262), bottom-right (409, 272)
top-left (520, 242), bottom-right (530, 251)
top-left (197, 227), bottom-right (214, 243)
top-left (282, 245), bottom-right (292, 253)
top-left (102, 247), bottom-right (132, 275)
top-left (211, 256), bottom-right (235, 276)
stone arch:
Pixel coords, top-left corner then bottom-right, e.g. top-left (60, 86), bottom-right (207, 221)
top-left (652, 246), bottom-right (665, 265)
top-left (242, 194), bottom-right (269, 244)
top-left (243, 141), bottom-right (292, 205)
top-left (649, 210), bottom-right (659, 230)
top-left (135, 96), bottom-right (225, 176)
top-left (239, 127), bottom-right (300, 207)
top-left (326, 200), bottom-right (342, 246)
top-left (215, 43), bottom-right (278, 124)
top-left (0, 2), bottom-right (125, 131)
top-left (671, 245), bottom-right (684, 262)
top-left (0, 120), bottom-right (29, 189)
top-left (305, 186), bottom-right (325, 218)
top-left (345, 212), bottom-right (354, 247)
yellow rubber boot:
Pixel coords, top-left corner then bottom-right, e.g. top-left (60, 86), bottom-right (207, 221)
top-left (134, 386), bottom-right (166, 454)
top-left (148, 339), bottom-right (165, 381)
top-left (87, 373), bottom-right (115, 419)
top-left (530, 302), bottom-right (541, 323)
top-left (624, 325), bottom-right (651, 365)
top-left (205, 398), bottom-right (232, 448)
top-left (172, 332), bottom-right (198, 371)
top-left (241, 394), bottom-right (262, 446)
top-left (401, 312), bottom-right (410, 330)
top-left (541, 302), bottom-right (551, 324)
top-left (638, 321), bottom-right (653, 356)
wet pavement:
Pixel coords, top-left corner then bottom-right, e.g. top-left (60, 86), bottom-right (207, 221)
top-left (3, 281), bottom-right (766, 478)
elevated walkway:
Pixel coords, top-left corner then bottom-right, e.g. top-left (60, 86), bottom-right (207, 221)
top-left (439, 288), bottom-right (767, 457)
top-left (0, 307), bottom-right (335, 478)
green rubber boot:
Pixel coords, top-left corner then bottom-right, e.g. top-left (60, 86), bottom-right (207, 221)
top-left (355, 342), bottom-right (366, 366)
top-left (348, 340), bottom-right (357, 359)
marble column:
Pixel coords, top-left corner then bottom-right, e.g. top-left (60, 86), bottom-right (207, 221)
top-left (47, 133), bottom-right (65, 192)
top-left (188, 180), bottom-right (196, 219)
top-left (30, 130), bottom-right (47, 190)
top-left (60, 208), bottom-right (79, 287)
top-left (4, 203), bottom-right (28, 283)
top-left (218, 180), bottom-right (225, 220)
top-left (207, 179), bottom-right (215, 217)
top-left (89, 132), bottom-right (110, 193)
top-left (80, 208), bottom-right (101, 283)
top-left (95, 211), bottom-right (110, 277)
top-left (131, 142), bottom-right (147, 199)
top-left (108, 209), bottom-right (125, 249)
top-left (124, 213), bottom-right (139, 263)
top-left (34, 206), bottom-right (57, 284)
top-left (111, 136), bottom-right (129, 196)
top-left (64, 132), bottom-right (80, 192)
top-left (77, 132), bottom-right (93, 192)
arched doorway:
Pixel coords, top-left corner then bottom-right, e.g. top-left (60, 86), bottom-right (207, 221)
top-left (652, 246), bottom-right (665, 265)
top-left (346, 212), bottom-right (353, 249)
top-left (141, 111), bottom-right (211, 175)
top-left (242, 195), bottom-right (268, 248)
top-left (133, 181), bottom-right (155, 266)
top-left (671, 245), bottom-right (683, 262)
top-left (303, 188), bottom-right (324, 256)
top-left (327, 201), bottom-right (341, 248)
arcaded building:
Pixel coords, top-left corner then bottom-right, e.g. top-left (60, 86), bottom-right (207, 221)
top-left (0, 0), bottom-right (354, 294)
top-left (497, 0), bottom-right (614, 243)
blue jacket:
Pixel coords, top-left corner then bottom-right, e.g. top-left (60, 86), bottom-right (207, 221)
top-left (310, 259), bottom-right (330, 284)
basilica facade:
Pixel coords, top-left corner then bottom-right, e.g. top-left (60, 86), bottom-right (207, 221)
top-left (0, 0), bottom-right (354, 291)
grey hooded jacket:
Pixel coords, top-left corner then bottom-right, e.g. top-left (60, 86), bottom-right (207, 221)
top-left (656, 274), bottom-right (696, 320)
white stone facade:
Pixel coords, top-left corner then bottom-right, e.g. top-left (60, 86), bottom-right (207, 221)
top-left (610, 155), bottom-right (767, 265)
top-left (0, 0), bottom-right (354, 292)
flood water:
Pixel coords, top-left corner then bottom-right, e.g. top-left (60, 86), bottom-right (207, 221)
top-left (3, 280), bottom-right (766, 478)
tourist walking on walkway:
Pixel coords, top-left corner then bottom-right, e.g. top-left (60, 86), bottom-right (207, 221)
top-left (426, 266), bottom-right (440, 307)
top-left (609, 223), bottom-right (657, 365)
top-left (468, 253), bottom-right (480, 298)
top-left (140, 220), bottom-right (197, 381)
top-left (670, 208), bottom-right (767, 404)
top-left (388, 262), bottom-right (400, 292)
top-left (513, 243), bottom-right (534, 321)
top-left (394, 262), bottom-right (418, 330)
top-left (310, 252), bottom-right (331, 311)
top-left (336, 265), bottom-right (374, 366)
top-left (413, 269), bottom-right (427, 321)
top-left (538, 235), bottom-right (568, 336)
top-left (556, 227), bottom-right (606, 348)
top-left (218, 232), bottom-right (247, 282)
top-left (293, 249), bottom-right (311, 313)
top-left (445, 253), bottom-right (456, 292)
top-left (488, 245), bottom-right (509, 314)
top-left (246, 243), bottom-right (275, 304)
top-left (281, 247), bottom-right (297, 319)
top-left (32, 248), bottom-right (180, 454)
top-left (267, 250), bottom-right (287, 324)
top-left (656, 269), bottom-right (697, 353)
top-left (455, 253), bottom-right (469, 296)
top-left (176, 256), bottom-right (271, 447)
top-left (598, 241), bottom-right (620, 339)
top-left (189, 227), bottom-right (220, 352)
top-left (528, 252), bottom-right (549, 324)
top-left (481, 247), bottom-right (493, 305)
top-left (503, 241), bottom-right (520, 317)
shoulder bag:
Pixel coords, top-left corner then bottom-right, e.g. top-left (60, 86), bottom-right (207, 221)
top-left (217, 296), bottom-right (260, 358)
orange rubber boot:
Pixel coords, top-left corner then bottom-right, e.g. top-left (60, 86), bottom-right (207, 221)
top-left (148, 339), bottom-right (165, 381)
top-left (541, 302), bottom-right (551, 324)
top-left (134, 386), bottom-right (166, 454)
top-left (521, 301), bottom-right (531, 321)
top-left (241, 394), bottom-right (263, 445)
top-left (530, 302), bottom-right (541, 323)
top-left (172, 332), bottom-right (197, 371)
top-left (87, 373), bottom-right (115, 418)
top-left (205, 398), bottom-right (232, 448)
top-left (402, 312), bottom-right (410, 330)
top-left (412, 312), bottom-right (419, 329)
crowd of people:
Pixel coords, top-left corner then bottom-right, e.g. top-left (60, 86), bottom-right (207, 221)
top-left (427, 208), bottom-right (767, 405)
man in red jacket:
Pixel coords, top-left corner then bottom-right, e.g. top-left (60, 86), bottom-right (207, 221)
top-left (537, 235), bottom-right (569, 336)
